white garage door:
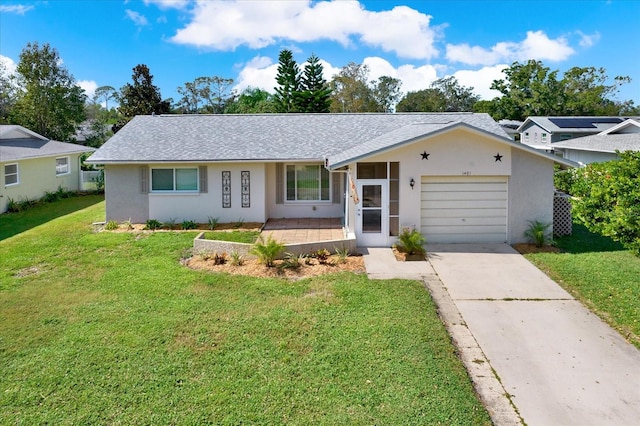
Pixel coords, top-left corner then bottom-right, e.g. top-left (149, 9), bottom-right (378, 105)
top-left (421, 176), bottom-right (507, 243)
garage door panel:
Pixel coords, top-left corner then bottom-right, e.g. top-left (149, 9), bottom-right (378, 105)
top-left (422, 216), bottom-right (507, 226)
top-left (420, 191), bottom-right (506, 201)
top-left (421, 200), bottom-right (507, 209)
top-left (420, 176), bottom-right (507, 243)
top-left (421, 182), bottom-right (508, 192)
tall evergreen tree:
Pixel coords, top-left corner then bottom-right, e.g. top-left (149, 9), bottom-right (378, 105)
top-left (296, 54), bottom-right (332, 113)
top-left (115, 64), bottom-right (170, 132)
top-left (11, 42), bottom-right (86, 141)
top-left (273, 49), bottom-right (301, 113)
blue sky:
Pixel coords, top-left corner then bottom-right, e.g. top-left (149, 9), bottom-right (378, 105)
top-left (1, 0), bottom-right (639, 107)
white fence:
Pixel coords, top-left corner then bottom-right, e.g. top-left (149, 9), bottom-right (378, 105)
top-left (81, 170), bottom-right (102, 191)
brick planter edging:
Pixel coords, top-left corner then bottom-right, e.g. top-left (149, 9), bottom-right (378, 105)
top-left (193, 232), bottom-right (358, 259)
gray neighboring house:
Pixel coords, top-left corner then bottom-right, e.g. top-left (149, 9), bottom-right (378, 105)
top-left (517, 116), bottom-right (637, 151)
top-left (551, 119), bottom-right (640, 165)
top-left (1, 125), bottom-right (95, 213)
top-left (86, 113), bottom-right (576, 246)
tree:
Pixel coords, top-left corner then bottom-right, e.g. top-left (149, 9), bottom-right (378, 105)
top-left (273, 49), bottom-right (301, 113)
top-left (224, 87), bottom-right (276, 114)
top-left (564, 151), bottom-right (640, 256)
top-left (116, 64), bottom-right (170, 131)
top-left (373, 76), bottom-right (402, 113)
top-left (483, 60), bottom-right (636, 121)
top-left (10, 42), bottom-right (86, 140)
top-left (176, 76), bottom-right (235, 114)
top-left (296, 54), bottom-right (332, 113)
top-left (94, 85), bottom-right (117, 111)
top-left (329, 62), bottom-right (377, 112)
top-left (0, 60), bottom-right (17, 123)
top-left (398, 77), bottom-right (480, 112)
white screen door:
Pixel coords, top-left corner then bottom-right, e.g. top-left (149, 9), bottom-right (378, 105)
top-left (355, 180), bottom-right (388, 246)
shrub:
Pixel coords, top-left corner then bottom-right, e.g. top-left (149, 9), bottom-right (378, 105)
top-left (334, 246), bottom-right (350, 264)
top-left (164, 218), bottom-right (178, 230)
top-left (250, 234), bottom-right (285, 267)
top-left (279, 252), bottom-right (304, 270)
top-left (181, 220), bottom-right (197, 230)
top-left (569, 151), bottom-right (640, 256)
top-left (124, 218), bottom-right (134, 230)
top-left (524, 220), bottom-right (553, 247)
top-left (212, 251), bottom-right (227, 265)
top-left (313, 248), bottom-right (331, 264)
top-left (229, 250), bottom-right (244, 266)
top-left (145, 219), bottom-right (162, 230)
top-left (105, 220), bottom-right (119, 231)
top-left (394, 227), bottom-right (426, 255)
top-left (207, 216), bottom-right (219, 230)
top-left (234, 217), bottom-right (245, 228)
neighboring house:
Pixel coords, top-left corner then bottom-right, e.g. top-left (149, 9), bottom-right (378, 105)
top-left (499, 119), bottom-right (523, 141)
top-left (552, 119), bottom-right (640, 165)
top-left (86, 113), bottom-right (575, 246)
top-left (517, 116), bottom-right (636, 151)
top-left (0, 125), bottom-right (95, 213)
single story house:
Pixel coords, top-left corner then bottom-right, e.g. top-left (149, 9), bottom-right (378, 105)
top-left (0, 125), bottom-right (95, 213)
top-left (86, 113), bottom-right (575, 246)
top-left (517, 116), bottom-right (636, 151)
top-left (551, 119), bottom-right (640, 165)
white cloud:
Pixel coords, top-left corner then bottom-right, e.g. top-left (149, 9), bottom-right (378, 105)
top-left (143, 0), bottom-right (191, 9)
top-left (78, 80), bottom-right (98, 99)
top-left (576, 30), bottom-right (600, 48)
top-left (125, 9), bottom-right (149, 27)
top-left (446, 30), bottom-right (575, 66)
top-left (233, 56), bottom-right (278, 93)
top-left (0, 4), bottom-right (34, 15)
top-left (170, 1), bottom-right (439, 60)
top-left (453, 65), bottom-right (508, 100)
top-left (0, 55), bottom-right (17, 75)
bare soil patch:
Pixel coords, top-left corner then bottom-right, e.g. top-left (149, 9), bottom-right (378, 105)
top-left (185, 254), bottom-right (365, 280)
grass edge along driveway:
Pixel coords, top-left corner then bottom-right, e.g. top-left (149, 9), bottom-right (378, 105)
top-left (0, 200), bottom-right (491, 425)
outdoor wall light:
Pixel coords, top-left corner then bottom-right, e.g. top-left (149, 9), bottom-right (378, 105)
top-left (410, 178), bottom-right (415, 189)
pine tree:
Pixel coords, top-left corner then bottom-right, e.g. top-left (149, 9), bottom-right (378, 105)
top-left (296, 54), bottom-right (332, 113)
top-left (273, 50), bottom-right (301, 113)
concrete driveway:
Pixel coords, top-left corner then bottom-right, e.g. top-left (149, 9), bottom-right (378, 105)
top-left (427, 243), bottom-right (640, 426)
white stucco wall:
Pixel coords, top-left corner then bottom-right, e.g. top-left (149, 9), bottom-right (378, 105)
top-left (561, 149), bottom-right (618, 165)
top-left (508, 150), bottom-right (555, 244)
top-left (148, 163), bottom-right (266, 224)
top-left (1, 154), bottom-right (82, 213)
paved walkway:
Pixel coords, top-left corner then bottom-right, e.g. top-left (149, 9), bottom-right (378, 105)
top-left (261, 218), bottom-right (344, 243)
top-left (361, 244), bottom-right (640, 426)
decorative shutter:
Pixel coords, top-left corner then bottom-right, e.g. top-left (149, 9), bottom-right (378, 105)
top-left (276, 163), bottom-right (284, 204)
top-left (140, 166), bottom-right (149, 193)
top-left (199, 166), bottom-right (208, 193)
top-left (332, 172), bottom-right (341, 204)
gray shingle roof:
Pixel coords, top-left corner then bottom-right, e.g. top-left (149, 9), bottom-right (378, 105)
top-left (517, 116), bottom-right (640, 133)
top-left (553, 133), bottom-right (640, 152)
top-left (0, 138), bottom-right (95, 162)
top-left (86, 113), bottom-right (509, 165)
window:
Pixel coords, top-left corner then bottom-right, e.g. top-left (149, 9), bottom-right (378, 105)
top-left (4, 163), bottom-right (19, 186)
top-left (286, 164), bottom-right (330, 202)
top-left (151, 168), bottom-right (198, 192)
top-left (524, 132), bottom-right (529, 141)
top-left (56, 157), bottom-right (70, 175)
top-left (542, 132), bottom-right (548, 141)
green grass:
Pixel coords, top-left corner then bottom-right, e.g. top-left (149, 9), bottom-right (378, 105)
top-left (0, 194), bottom-right (104, 241)
top-left (523, 222), bottom-right (640, 348)
top-left (202, 230), bottom-right (261, 244)
top-left (0, 201), bottom-right (490, 425)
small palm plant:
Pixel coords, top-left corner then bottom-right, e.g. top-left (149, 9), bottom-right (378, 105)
top-left (394, 227), bottom-right (426, 256)
top-left (250, 234), bottom-right (285, 267)
top-left (524, 220), bottom-right (553, 248)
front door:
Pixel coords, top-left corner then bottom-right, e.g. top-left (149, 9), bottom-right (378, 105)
top-left (355, 180), bottom-right (388, 246)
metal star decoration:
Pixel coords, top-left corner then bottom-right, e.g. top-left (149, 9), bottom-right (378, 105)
top-left (421, 151), bottom-right (430, 160)
top-left (494, 153), bottom-right (503, 162)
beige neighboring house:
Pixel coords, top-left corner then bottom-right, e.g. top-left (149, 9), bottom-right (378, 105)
top-left (0, 125), bottom-right (95, 213)
top-left (87, 113), bottom-right (577, 246)
top-left (552, 119), bottom-right (640, 165)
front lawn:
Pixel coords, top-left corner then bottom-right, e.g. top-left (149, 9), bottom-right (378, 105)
top-left (523, 222), bottom-right (640, 348)
top-left (0, 200), bottom-right (490, 424)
